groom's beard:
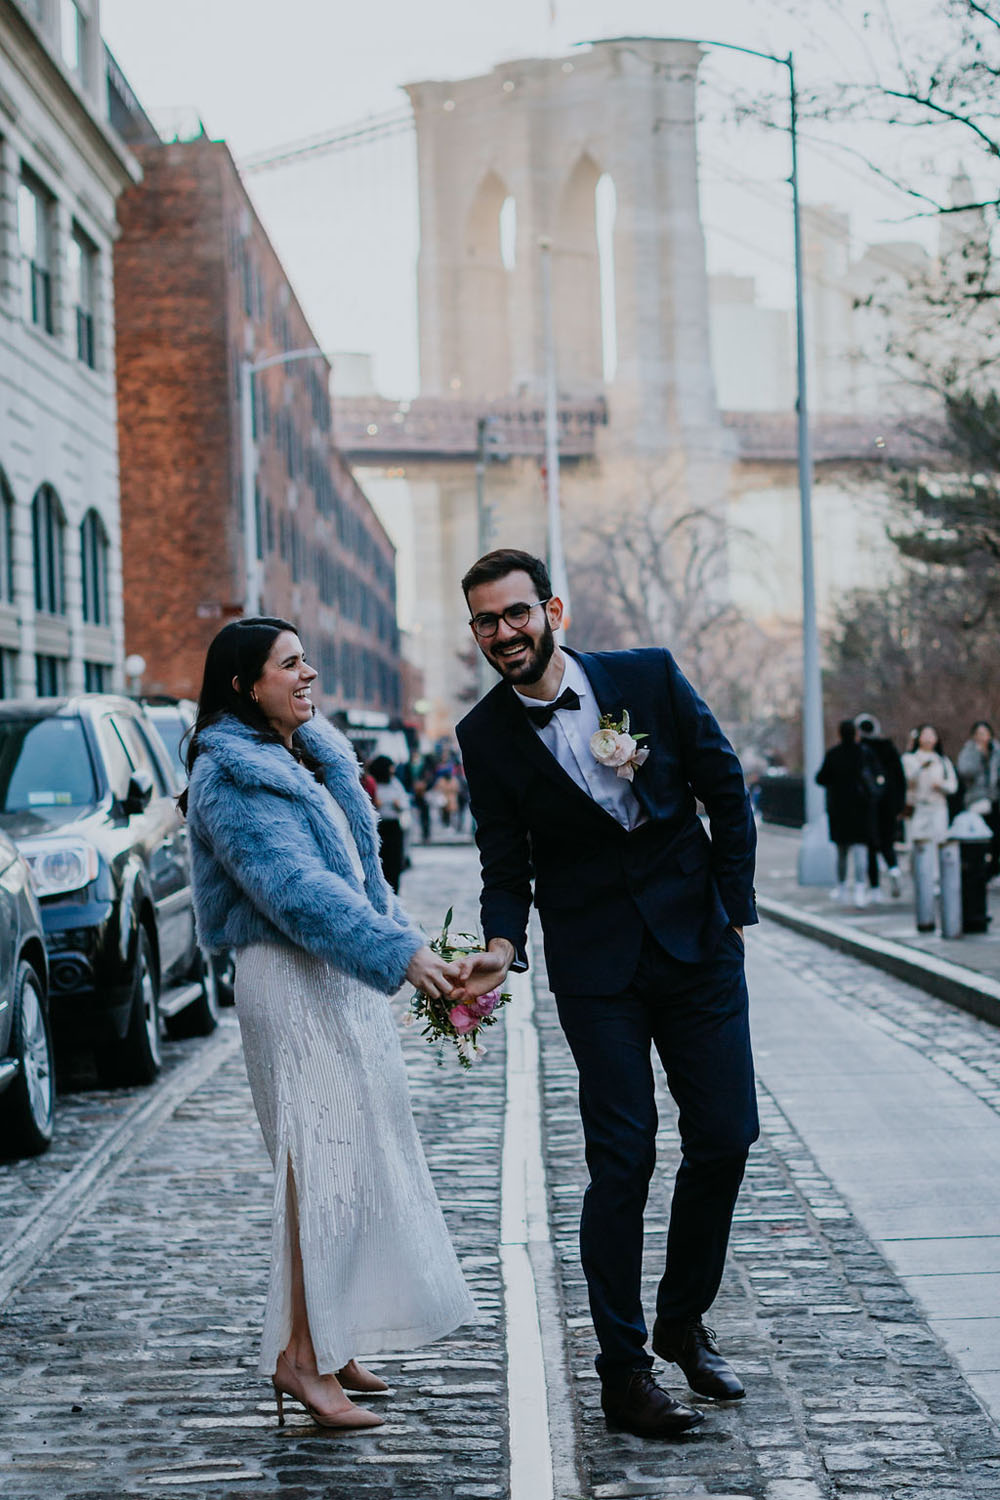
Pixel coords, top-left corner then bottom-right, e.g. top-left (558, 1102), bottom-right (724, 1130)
top-left (482, 618), bottom-right (556, 685)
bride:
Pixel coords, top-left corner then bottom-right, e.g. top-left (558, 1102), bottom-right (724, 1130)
top-left (183, 616), bottom-right (475, 1430)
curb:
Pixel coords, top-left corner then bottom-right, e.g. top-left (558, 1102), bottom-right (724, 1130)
top-left (758, 894), bottom-right (1000, 1028)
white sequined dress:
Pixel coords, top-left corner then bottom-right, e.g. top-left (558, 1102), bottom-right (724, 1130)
top-left (234, 794), bottom-right (476, 1375)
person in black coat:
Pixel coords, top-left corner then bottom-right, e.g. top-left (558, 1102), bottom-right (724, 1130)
top-left (816, 720), bottom-right (870, 902)
top-left (855, 714), bottom-right (905, 897)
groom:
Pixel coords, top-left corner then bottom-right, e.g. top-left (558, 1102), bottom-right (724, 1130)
top-left (451, 549), bottom-right (759, 1440)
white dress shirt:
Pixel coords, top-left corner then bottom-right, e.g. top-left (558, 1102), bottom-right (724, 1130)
top-left (513, 653), bottom-right (645, 831)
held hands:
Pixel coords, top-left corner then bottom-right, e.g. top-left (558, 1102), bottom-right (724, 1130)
top-left (447, 940), bottom-right (513, 1005)
top-left (405, 945), bottom-right (460, 1000)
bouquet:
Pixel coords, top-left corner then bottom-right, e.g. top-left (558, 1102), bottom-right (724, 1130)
top-left (404, 907), bottom-right (511, 1069)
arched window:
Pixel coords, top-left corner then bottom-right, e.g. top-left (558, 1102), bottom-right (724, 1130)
top-left (0, 469), bottom-right (14, 605)
top-left (32, 484), bottom-right (64, 615)
top-left (80, 508), bottom-right (109, 625)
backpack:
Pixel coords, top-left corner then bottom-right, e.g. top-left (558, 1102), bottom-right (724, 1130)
top-left (858, 741), bottom-right (887, 803)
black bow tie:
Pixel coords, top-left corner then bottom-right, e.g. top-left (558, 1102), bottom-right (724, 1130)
top-left (523, 686), bottom-right (581, 729)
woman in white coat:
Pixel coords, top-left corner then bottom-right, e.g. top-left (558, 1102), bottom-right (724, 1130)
top-left (902, 724), bottom-right (958, 846)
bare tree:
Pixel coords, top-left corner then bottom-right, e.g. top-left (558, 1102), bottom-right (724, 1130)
top-left (569, 494), bottom-right (794, 740)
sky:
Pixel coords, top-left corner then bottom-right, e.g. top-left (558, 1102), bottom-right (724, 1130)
top-left (99, 0), bottom-right (965, 397)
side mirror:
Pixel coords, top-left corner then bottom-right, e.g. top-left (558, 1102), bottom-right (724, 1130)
top-left (123, 769), bottom-right (154, 816)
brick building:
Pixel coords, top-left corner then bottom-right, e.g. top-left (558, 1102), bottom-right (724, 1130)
top-left (113, 135), bottom-right (403, 720)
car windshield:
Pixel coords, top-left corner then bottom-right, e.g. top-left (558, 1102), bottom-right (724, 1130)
top-left (149, 713), bottom-right (186, 777)
top-left (0, 716), bottom-right (99, 812)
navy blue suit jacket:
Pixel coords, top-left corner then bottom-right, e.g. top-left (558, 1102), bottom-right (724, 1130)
top-left (455, 647), bottom-right (758, 996)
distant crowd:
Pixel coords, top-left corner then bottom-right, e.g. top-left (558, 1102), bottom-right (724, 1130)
top-left (360, 750), bottom-right (470, 893)
top-left (815, 714), bottom-right (1000, 905)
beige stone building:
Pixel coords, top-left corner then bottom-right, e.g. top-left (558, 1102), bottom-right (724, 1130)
top-left (0, 0), bottom-right (141, 697)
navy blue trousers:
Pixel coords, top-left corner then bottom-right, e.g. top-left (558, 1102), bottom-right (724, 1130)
top-left (554, 925), bottom-right (759, 1379)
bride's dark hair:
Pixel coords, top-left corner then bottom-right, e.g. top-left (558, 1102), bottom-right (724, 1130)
top-left (179, 617), bottom-right (320, 810)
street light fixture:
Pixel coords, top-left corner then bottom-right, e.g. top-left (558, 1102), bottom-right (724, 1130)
top-left (239, 346), bottom-right (326, 616)
top-left (581, 37), bottom-right (831, 882)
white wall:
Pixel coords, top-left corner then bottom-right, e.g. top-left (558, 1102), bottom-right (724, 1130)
top-left (0, 0), bottom-right (136, 695)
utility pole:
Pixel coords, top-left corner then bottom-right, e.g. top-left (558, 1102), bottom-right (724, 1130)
top-left (475, 414), bottom-right (507, 698)
top-left (581, 37), bottom-right (832, 880)
top-left (539, 237), bottom-right (570, 629)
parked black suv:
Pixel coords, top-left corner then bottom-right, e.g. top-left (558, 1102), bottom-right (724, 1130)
top-left (0, 696), bottom-right (218, 1085)
top-left (0, 829), bottom-right (54, 1156)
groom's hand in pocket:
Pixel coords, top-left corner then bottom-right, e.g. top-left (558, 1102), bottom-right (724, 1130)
top-left (449, 940), bottom-right (513, 1003)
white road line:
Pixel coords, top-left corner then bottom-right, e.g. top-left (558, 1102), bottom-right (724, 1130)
top-left (0, 1022), bottom-right (242, 1308)
top-left (501, 968), bottom-right (577, 1500)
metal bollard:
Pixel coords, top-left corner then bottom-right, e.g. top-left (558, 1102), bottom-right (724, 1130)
top-left (912, 841), bottom-right (937, 932)
top-left (939, 839), bottom-right (962, 938)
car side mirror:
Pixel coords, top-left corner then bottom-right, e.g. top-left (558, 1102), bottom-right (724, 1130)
top-left (123, 769), bottom-right (154, 816)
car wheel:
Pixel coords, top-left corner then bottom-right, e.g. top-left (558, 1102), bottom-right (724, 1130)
top-left (164, 947), bottom-right (219, 1039)
top-left (0, 961), bottom-right (54, 1158)
top-left (212, 950), bottom-right (236, 1007)
top-left (96, 927), bottom-right (161, 1086)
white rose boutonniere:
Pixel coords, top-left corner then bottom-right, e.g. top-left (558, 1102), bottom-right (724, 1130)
top-left (590, 709), bottom-right (650, 782)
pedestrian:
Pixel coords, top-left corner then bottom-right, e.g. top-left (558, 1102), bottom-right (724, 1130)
top-left (815, 719), bottom-right (870, 905)
top-left (957, 720), bottom-right (1000, 872)
top-left (182, 618), bottom-right (474, 1431)
top-left (368, 754), bottom-right (410, 893)
top-left (435, 764), bottom-right (460, 830)
top-left (902, 724), bottom-right (958, 847)
top-left (450, 549), bottom-right (758, 1440)
top-left (854, 713), bottom-right (905, 899)
top-left (406, 753), bottom-right (432, 843)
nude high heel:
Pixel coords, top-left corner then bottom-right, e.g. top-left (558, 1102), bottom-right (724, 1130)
top-left (335, 1359), bottom-right (389, 1393)
top-left (272, 1351), bottom-right (384, 1430)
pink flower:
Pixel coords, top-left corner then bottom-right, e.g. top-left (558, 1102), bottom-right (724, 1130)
top-left (448, 989), bottom-right (501, 1035)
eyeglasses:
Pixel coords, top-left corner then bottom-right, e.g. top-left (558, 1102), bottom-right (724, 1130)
top-left (469, 599), bottom-right (552, 639)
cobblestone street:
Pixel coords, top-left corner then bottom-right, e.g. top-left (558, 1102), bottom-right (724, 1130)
top-left (1, 840), bottom-right (999, 1498)
top-left (0, 845), bottom-right (508, 1500)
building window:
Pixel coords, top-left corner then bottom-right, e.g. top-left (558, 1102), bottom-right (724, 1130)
top-left (0, 470), bottom-right (13, 604)
top-left (241, 247), bottom-right (254, 318)
top-left (18, 175), bottom-right (53, 334)
top-left (0, 648), bottom-right (17, 698)
top-left (60, 0), bottom-right (86, 80)
top-left (80, 509), bottom-right (108, 624)
top-left (69, 226), bottom-right (97, 368)
top-left (290, 518), bottom-right (301, 581)
top-left (32, 485), bottom-right (65, 615)
top-left (254, 487), bottom-right (264, 561)
top-left (84, 660), bottom-right (108, 692)
top-left (35, 653), bottom-right (66, 696)
top-left (318, 638), bottom-right (337, 693)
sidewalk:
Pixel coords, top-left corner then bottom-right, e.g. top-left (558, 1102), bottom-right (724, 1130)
top-left (755, 823), bottom-right (1000, 1018)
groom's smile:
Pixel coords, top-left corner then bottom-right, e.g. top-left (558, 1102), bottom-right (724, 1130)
top-left (467, 568), bottom-right (562, 690)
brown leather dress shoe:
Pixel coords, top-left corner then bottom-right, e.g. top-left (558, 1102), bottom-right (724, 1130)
top-left (652, 1317), bottom-right (746, 1401)
top-left (600, 1369), bottom-right (705, 1438)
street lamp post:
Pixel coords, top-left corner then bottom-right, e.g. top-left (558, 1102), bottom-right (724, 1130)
top-left (240, 346), bottom-right (325, 616)
top-left (594, 37), bottom-right (831, 880)
top-left (539, 236), bottom-right (571, 629)
top-left (475, 414), bottom-right (508, 697)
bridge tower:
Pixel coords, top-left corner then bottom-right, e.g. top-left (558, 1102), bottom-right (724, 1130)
top-left (341, 40), bottom-right (736, 735)
top-left (406, 37), bottom-right (726, 460)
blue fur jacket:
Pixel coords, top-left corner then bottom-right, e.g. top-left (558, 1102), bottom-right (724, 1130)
top-left (185, 711), bottom-right (425, 995)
